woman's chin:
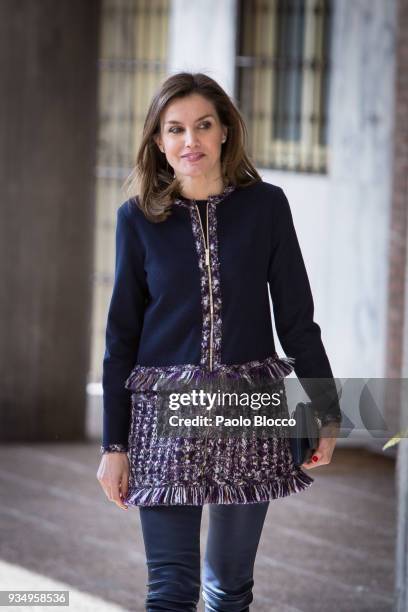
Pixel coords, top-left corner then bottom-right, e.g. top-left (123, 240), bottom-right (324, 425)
top-left (177, 169), bottom-right (207, 180)
top-left (177, 165), bottom-right (220, 182)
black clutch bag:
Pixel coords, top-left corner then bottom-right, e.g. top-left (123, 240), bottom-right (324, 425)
top-left (289, 402), bottom-right (321, 466)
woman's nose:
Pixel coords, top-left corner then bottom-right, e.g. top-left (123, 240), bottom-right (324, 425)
top-left (184, 129), bottom-right (199, 147)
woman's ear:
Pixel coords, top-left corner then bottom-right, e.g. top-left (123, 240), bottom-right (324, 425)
top-left (153, 134), bottom-right (164, 153)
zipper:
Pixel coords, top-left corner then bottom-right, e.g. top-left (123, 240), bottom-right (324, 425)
top-left (194, 200), bottom-right (212, 483)
top-left (194, 202), bottom-right (214, 371)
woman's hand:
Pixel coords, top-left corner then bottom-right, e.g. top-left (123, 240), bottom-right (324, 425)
top-left (97, 452), bottom-right (130, 510)
top-left (301, 422), bottom-right (340, 470)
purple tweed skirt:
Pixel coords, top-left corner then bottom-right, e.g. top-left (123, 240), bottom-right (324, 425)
top-left (123, 355), bottom-right (315, 507)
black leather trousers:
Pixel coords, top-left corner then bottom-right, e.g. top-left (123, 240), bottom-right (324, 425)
top-left (138, 501), bottom-right (269, 611)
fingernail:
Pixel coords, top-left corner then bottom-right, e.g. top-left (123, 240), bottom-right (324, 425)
top-left (312, 455), bottom-right (319, 462)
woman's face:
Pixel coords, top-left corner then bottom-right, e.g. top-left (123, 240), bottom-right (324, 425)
top-left (154, 93), bottom-right (228, 183)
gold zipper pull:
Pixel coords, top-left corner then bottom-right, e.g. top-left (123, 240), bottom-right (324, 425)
top-left (205, 204), bottom-right (210, 267)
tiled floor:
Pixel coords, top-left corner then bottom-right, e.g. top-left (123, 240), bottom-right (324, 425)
top-left (0, 444), bottom-right (396, 611)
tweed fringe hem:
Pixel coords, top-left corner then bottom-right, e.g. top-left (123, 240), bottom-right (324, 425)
top-left (125, 354), bottom-right (295, 393)
top-left (124, 468), bottom-right (314, 507)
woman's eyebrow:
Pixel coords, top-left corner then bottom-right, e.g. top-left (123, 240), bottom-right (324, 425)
top-left (165, 114), bottom-right (214, 125)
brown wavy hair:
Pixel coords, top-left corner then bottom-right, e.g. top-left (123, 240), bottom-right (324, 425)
top-left (123, 72), bottom-right (262, 223)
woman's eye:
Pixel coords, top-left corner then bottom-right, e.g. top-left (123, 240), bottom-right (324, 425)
top-left (169, 122), bottom-right (211, 134)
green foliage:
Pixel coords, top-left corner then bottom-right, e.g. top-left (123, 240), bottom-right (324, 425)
top-left (382, 429), bottom-right (408, 450)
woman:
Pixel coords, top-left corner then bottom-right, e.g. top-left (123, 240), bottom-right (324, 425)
top-left (97, 72), bottom-right (341, 611)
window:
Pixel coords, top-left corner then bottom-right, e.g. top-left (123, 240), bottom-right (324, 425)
top-left (236, 0), bottom-right (332, 173)
top-left (90, 0), bottom-right (169, 382)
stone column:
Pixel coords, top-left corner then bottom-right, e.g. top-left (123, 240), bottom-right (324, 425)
top-left (0, 0), bottom-right (101, 443)
top-left (168, 0), bottom-right (237, 95)
top-left (392, 0), bottom-right (408, 608)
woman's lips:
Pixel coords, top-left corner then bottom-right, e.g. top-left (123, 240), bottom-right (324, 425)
top-left (182, 153), bottom-right (204, 162)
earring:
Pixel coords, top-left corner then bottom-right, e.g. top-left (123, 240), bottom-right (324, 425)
top-left (222, 137), bottom-right (227, 143)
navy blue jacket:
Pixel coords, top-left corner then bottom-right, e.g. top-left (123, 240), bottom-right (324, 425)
top-left (102, 180), bottom-right (340, 450)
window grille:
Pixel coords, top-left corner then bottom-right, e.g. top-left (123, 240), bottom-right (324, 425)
top-left (236, 0), bottom-right (332, 173)
top-left (90, 0), bottom-right (169, 382)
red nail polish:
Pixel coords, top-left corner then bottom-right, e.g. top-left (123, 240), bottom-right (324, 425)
top-left (312, 455), bottom-right (319, 462)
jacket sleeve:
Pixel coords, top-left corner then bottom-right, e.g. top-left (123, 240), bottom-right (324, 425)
top-left (267, 187), bottom-right (341, 426)
top-left (101, 201), bottom-right (148, 453)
